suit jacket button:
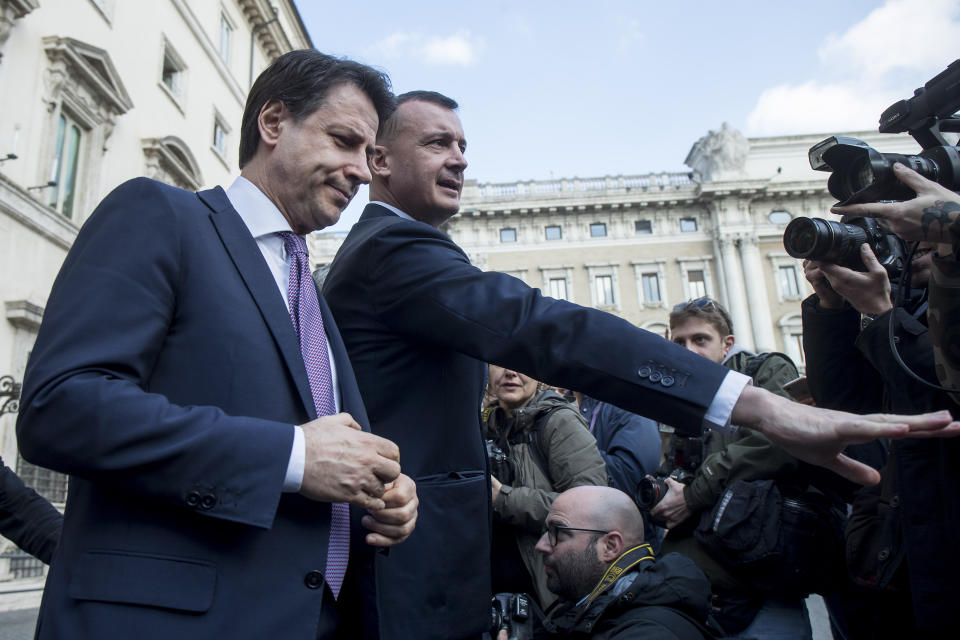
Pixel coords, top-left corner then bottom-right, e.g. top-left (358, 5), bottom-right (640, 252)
top-left (200, 493), bottom-right (217, 510)
top-left (661, 375), bottom-right (675, 387)
top-left (186, 491), bottom-right (201, 507)
top-left (304, 570), bottom-right (324, 589)
top-left (649, 371), bottom-right (662, 383)
top-left (637, 366), bottom-right (652, 378)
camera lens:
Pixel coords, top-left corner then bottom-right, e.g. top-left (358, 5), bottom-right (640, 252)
top-left (635, 476), bottom-right (665, 510)
top-left (783, 217), bottom-right (870, 269)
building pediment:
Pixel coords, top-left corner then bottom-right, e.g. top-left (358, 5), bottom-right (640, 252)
top-left (142, 136), bottom-right (203, 191)
top-left (42, 36), bottom-right (133, 117)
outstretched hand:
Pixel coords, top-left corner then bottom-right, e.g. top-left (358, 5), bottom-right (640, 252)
top-left (732, 386), bottom-right (960, 485)
top-left (832, 163), bottom-right (960, 243)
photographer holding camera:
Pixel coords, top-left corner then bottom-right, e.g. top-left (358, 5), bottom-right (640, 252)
top-left (799, 161), bottom-right (960, 636)
top-left (484, 365), bottom-right (607, 611)
top-left (831, 161), bottom-right (960, 405)
top-left (653, 299), bottom-right (846, 639)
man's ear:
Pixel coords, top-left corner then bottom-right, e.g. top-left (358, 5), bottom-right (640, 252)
top-left (369, 145), bottom-right (390, 179)
top-left (597, 531), bottom-right (625, 563)
top-left (257, 99), bottom-right (286, 149)
top-left (721, 334), bottom-right (735, 358)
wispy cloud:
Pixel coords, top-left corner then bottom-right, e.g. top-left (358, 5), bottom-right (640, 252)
top-left (746, 0), bottom-right (960, 135)
top-left (370, 30), bottom-right (484, 67)
top-left (617, 19), bottom-right (645, 52)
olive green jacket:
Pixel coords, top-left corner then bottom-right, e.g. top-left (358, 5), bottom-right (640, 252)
top-left (663, 352), bottom-right (800, 593)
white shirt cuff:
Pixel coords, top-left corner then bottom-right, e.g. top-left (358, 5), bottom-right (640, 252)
top-left (283, 425), bottom-right (305, 492)
top-left (703, 370), bottom-right (752, 433)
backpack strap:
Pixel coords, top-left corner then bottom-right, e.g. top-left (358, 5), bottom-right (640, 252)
top-left (509, 404), bottom-right (566, 485)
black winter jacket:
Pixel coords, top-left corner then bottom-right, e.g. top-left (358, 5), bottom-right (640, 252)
top-left (801, 293), bottom-right (960, 631)
top-left (546, 553), bottom-right (717, 640)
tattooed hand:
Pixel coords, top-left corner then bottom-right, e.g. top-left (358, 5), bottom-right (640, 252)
top-left (831, 163), bottom-right (960, 243)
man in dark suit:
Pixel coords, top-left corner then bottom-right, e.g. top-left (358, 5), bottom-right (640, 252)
top-left (16, 51), bottom-right (417, 639)
top-left (322, 91), bottom-right (959, 639)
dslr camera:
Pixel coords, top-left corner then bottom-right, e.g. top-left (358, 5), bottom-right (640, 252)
top-left (490, 592), bottom-right (534, 640)
top-left (634, 434), bottom-right (703, 523)
top-left (783, 59), bottom-right (960, 273)
top-left (486, 439), bottom-right (514, 484)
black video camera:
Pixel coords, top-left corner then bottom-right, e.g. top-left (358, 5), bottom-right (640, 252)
top-left (784, 59), bottom-right (960, 270)
top-left (490, 592), bottom-right (534, 640)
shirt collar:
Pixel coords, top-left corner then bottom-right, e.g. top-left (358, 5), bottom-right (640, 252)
top-left (225, 176), bottom-right (295, 239)
top-left (370, 200), bottom-right (415, 222)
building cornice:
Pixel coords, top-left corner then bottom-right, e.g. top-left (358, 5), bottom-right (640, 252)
top-left (0, 171), bottom-right (78, 250)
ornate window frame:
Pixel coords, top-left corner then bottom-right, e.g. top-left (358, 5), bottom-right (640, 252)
top-left (631, 259), bottom-right (667, 309)
top-left (142, 136), bottom-right (204, 191)
top-left (39, 36), bottom-right (132, 222)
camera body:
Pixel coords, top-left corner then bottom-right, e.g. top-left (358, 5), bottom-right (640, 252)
top-left (634, 435), bottom-right (703, 523)
top-left (783, 59), bottom-right (960, 272)
top-left (486, 439), bottom-right (514, 484)
top-left (490, 592), bottom-right (534, 640)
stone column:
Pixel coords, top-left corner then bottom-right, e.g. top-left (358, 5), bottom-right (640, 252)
top-left (738, 234), bottom-right (776, 351)
top-left (711, 234), bottom-right (729, 310)
top-left (718, 235), bottom-right (753, 351)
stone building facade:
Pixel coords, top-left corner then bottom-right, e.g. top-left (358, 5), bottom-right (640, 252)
top-left (443, 125), bottom-right (919, 366)
top-left (0, 0), bottom-right (309, 585)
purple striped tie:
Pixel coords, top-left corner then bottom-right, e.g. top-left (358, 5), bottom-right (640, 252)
top-left (280, 231), bottom-right (349, 600)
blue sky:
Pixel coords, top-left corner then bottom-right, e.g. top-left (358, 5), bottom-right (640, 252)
top-left (296, 0), bottom-right (960, 230)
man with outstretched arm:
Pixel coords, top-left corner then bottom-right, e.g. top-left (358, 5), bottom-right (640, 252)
top-left (323, 91), bottom-right (960, 639)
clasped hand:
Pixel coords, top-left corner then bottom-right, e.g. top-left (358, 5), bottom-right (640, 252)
top-left (299, 413), bottom-right (418, 546)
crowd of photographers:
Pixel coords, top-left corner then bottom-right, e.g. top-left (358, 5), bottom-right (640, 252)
top-left (485, 164), bottom-right (960, 639)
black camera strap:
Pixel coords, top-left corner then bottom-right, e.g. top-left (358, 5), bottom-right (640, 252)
top-left (582, 543), bottom-right (655, 607)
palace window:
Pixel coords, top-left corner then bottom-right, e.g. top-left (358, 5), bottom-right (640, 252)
top-left (779, 265), bottom-right (801, 299)
top-left (641, 273), bottom-right (662, 303)
top-left (47, 112), bottom-right (83, 218)
top-left (595, 275), bottom-right (615, 305)
top-left (500, 228), bottom-right (517, 243)
top-left (589, 222), bottom-right (607, 237)
top-left (635, 219), bottom-right (652, 235)
top-left (545, 225), bottom-right (562, 240)
top-left (548, 277), bottom-right (568, 300)
top-left (680, 217), bottom-right (698, 233)
top-left (686, 269), bottom-right (707, 299)
top-left (218, 12), bottom-right (234, 63)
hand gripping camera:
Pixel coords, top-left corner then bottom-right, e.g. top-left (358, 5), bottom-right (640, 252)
top-left (783, 59), bottom-right (960, 272)
top-left (490, 592), bottom-right (534, 640)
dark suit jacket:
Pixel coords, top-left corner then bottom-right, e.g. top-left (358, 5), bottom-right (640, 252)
top-left (0, 455), bottom-right (62, 563)
top-left (16, 178), bottom-right (377, 639)
top-left (322, 204), bottom-right (731, 639)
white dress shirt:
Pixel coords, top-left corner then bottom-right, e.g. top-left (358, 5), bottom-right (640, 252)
top-left (369, 200), bottom-right (748, 433)
top-left (225, 176), bottom-right (342, 491)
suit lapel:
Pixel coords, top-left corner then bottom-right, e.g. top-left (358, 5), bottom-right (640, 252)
top-left (198, 187), bottom-right (317, 420)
